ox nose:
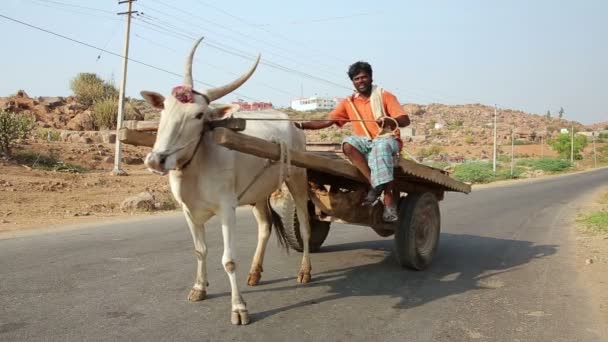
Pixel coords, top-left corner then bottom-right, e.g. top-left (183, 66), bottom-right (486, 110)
top-left (145, 152), bottom-right (168, 173)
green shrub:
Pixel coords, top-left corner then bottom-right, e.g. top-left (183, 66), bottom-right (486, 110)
top-left (453, 162), bottom-right (495, 183)
top-left (513, 139), bottom-right (531, 145)
top-left (36, 128), bottom-right (62, 141)
top-left (516, 158), bottom-right (572, 172)
top-left (464, 136), bottom-right (475, 144)
top-left (70, 73), bottom-right (118, 107)
top-left (0, 110), bottom-right (35, 156)
top-left (91, 97), bottom-right (137, 129)
top-left (548, 133), bottom-right (587, 160)
top-left (417, 145), bottom-right (443, 159)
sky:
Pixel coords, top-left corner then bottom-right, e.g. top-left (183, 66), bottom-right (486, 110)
top-left (1, 0), bottom-right (606, 124)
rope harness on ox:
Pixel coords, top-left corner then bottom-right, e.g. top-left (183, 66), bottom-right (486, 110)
top-left (236, 137), bottom-right (291, 201)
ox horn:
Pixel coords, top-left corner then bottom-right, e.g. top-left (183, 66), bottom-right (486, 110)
top-left (202, 54), bottom-right (261, 102)
top-left (184, 37), bottom-right (205, 87)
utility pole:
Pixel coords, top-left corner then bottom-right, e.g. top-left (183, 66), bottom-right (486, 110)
top-left (493, 104), bottom-right (498, 174)
top-left (511, 126), bottom-right (515, 177)
top-left (570, 125), bottom-right (574, 164)
top-left (112, 0), bottom-right (137, 176)
top-left (593, 131), bottom-right (597, 168)
top-left (540, 135), bottom-right (544, 158)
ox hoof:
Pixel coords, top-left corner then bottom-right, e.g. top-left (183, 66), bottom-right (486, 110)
top-left (297, 272), bottom-right (311, 284)
top-left (247, 272), bottom-right (262, 286)
top-left (187, 288), bottom-right (207, 302)
top-left (231, 310), bottom-right (250, 325)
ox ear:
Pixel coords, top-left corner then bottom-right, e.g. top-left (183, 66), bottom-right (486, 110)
top-left (206, 103), bottom-right (240, 121)
top-left (140, 91), bottom-right (165, 109)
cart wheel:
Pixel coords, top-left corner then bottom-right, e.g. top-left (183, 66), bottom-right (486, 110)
top-left (393, 192), bottom-right (440, 270)
top-left (270, 191), bottom-right (330, 253)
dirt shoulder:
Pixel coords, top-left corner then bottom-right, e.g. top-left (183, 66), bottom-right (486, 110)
top-left (574, 187), bottom-right (608, 330)
top-left (0, 141), bottom-right (176, 235)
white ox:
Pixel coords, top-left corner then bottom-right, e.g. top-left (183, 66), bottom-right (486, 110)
top-left (141, 38), bottom-right (313, 325)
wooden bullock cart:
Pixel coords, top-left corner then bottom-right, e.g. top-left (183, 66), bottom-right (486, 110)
top-left (119, 119), bottom-right (471, 270)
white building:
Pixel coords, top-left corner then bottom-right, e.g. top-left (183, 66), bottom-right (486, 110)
top-left (290, 96), bottom-right (342, 111)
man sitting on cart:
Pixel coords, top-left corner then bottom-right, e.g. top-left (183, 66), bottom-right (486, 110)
top-left (295, 61), bottom-right (410, 222)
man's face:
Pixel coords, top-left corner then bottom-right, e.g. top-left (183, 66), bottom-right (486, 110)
top-left (352, 71), bottom-right (372, 94)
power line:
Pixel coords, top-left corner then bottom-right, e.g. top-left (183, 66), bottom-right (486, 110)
top-left (145, 0), bottom-right (347, 79)
top-left (192, 0), bottom-right (353, 66)
top-left (17, 2), bottom-right (494, 107)
top-left (0, 13), bottom-right (259, 101)
top-left (28, 0), bottom-right (121, 22)
top-left (30, 0), bottom-right (114, 15)
top-left (133, 32), bottom-right (298, 97)
top-left (136, 4), bottom-right (473, 104)
top-left (129, 16), bottom-right (352, 91)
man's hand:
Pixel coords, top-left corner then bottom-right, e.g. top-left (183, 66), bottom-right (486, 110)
top-left (295, 120), bottom-right (335, 130)
top-left (376, 117), bottom-right (398, 130)
top-left (376, 116), bottom-right (410, 130)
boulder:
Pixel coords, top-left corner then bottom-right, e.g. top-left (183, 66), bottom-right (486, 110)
top-left (120, 191), bottom-right (155, 212)
top-left (66, 111), bottom-right (95, 131)
top-left (402, 103), bottom-right (425, 116)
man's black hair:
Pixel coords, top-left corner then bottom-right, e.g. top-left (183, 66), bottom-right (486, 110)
top-left (347, 61), bottom-right (373, 80)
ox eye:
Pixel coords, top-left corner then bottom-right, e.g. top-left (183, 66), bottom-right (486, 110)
top-left (195, 112), bottom-right (204, 120)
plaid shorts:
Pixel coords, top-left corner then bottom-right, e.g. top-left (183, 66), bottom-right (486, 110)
top-left (342, 136), bottom-right (400, 188)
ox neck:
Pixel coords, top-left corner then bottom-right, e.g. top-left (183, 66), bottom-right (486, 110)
top-left (179, 125), bottom-right (210, 171)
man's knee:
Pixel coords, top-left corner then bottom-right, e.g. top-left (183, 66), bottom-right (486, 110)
top-left (343, 142), bottom-right (356, 156)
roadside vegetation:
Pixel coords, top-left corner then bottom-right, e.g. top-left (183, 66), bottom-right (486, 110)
top-left (71, 73), bottom-right (137, 129)
top-left (451, 157), bottom-right (573, 184)
top-left (578, 191), bottom-right (608, 234)
top-left (0, 109), bottom-right (35, 157)
top-left (12, 150), bottom-right (87, 173)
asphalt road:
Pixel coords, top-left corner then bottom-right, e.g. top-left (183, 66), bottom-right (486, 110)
top-left (2, 168), bottom-right (608, 341)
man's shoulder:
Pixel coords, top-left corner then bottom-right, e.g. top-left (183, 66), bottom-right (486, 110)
top-left (380, 89), bottom-right (398, 99)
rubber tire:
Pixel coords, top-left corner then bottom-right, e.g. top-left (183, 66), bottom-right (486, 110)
top-left (271, 192), bottom-right (330, 252)
top-left (393, 192), bottom-right (440, 270)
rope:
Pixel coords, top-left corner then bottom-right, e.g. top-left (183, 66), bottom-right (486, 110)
top-left (273, 138), bottom-right (292, 189)
top-left (235, 117), bottom-right (383, 123)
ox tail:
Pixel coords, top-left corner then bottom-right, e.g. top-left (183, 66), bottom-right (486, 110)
top-left (267, 197), bottom-right (290, 252)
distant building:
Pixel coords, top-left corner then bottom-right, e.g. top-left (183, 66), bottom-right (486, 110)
top-left (400, 127), bottom-right (416, 137)
top-left (290, 96), bottom-right (343, 111)
top-left (231, 99), bottom-right (273, 111)
top-left (560, 128), bottom-right (569, 134)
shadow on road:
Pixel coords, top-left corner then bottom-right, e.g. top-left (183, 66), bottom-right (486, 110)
top-left (243, 232), bottom-right (557, 323)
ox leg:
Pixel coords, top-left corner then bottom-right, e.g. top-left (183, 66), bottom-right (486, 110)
top-left (184, 208), bottom-right (213, 302)
top-left (286, 171), bottom-right (313, 284)
top-left (219, 203), bottom-right (250, 325)
top-left (247, 201), bottom-right (271, 286)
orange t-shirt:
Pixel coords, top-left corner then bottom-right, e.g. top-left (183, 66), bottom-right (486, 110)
top-left (329, 90), bottom-right (408, 140)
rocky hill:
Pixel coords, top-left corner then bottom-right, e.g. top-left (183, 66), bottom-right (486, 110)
top-left (0, 90), bottom-right (598, 149)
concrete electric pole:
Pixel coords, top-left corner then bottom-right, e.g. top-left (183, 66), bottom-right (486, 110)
top-left (493, 104), bottom-right (497, 174)
top-left (570, 125), bottom-right (574, 164)
top-left (593, 131), bottom-right (597, 168)
top-left (511, 126), bottom-right (515, 177)
top-left (112, 0), bottom-right (137, 176)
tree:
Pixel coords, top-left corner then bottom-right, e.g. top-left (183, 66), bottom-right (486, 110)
top-left (558, 107), bottom-right (565, 120)
top-left (70, 73), bottom-right (118, 107)
top-left (545, 110), bottom-right (551, 119)
top-left (548, 132), bottom-right (587, 160)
